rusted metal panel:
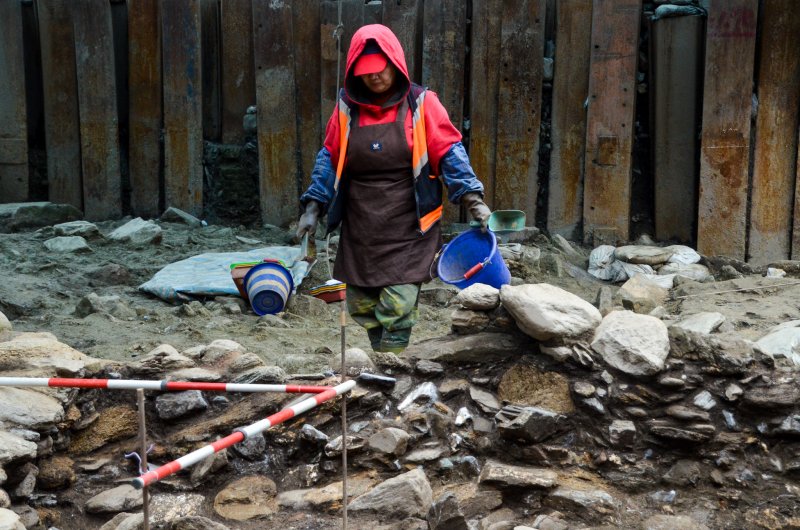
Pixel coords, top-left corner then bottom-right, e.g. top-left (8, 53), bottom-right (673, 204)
top-left (421, 0), bottom-right (467, 226)
top-left (382, 0), bottom-right (421, 82)
top-left (749, 0), bottom-right (800, 264)
top-left (128, 0), bottom-right (162, 218)
top-left (38, 0), bottom-right (82, 209)
top-left (201, 0), bottom-right (221, 142)
top-left (697, 0), bottom-right (757, 260)
top-left (0, 0), bottom-right (29, 202)
top-left (320, 0), bottom-right (363, 134)
top-left (220, 0), bottom-right (255, 144)
top-left (293, 0), bottom-right (322, 191)
top-left (73, 0), bottom-right (122, 220)
top-left (494, 0), bottom-right (545, 220)
top-left (548, 0), bottom-right (592, 239)
top-left (253, 0), bottom-right (299, 226)
top-left (468, 0), bottom-right (502, 208)
top-left (582, 0), bottom-right (640, 245)
top-left (161, 0), bottom-right (204, 217)
top-left (651, 12), bottom-right (704, 244)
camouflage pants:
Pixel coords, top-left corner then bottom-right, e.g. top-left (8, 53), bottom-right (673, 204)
top-left (346, 283), bottom-right (421, 353)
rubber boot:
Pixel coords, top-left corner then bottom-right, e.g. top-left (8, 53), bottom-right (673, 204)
top-left (367, 326), bottom-right (383, 352)
top-left (379, 328), bottom-right (412, 354)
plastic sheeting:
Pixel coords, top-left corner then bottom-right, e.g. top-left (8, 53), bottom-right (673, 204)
top-left (139, 246), bottom-right (311, 303)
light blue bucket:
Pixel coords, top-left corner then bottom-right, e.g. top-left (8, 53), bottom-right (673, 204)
top-left (243, 261), bottom-right (294, 315)
top-left (436, 228), bottom-right (511, 290)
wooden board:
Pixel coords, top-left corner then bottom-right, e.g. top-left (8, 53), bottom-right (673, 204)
top-left (582, 0), bottom-right (640, 245)
top-left (320, 0), bottom-right (363, 133)
top-left (651, 13), bottom-right (704, 244)
top-left (421, 0), bottom-right (467, 226)
top-left (252, 0), bottom-right (299, 226)
top-left (494, 0), bottom-right (546, 221)
top-left (220, 0), bottom-right (255, 144)
top-left (749, 0), bottom-right (800, 264)
top-left (0, 0), bottom-right (29, 202)
top-left (73, 0), bottom-right (122, 220)
top-left (292, 0), bottom-right (322, 191)
top-left (382, 0), bottom-right (421, 82)
top-left (128, 0), bottom-right (162, 218)
top-left (468, 0), bottom-right (503, 207)
top-left (547, 0), bottom-right (592, 239)
top-left (37, 0), bottom-right (81, 209)
top-left (201, 0), bottom-right (221, 142)
top-left (161, 0), bottom-right (204, 217)
top-left (696, 0), bottom-right (758, 259)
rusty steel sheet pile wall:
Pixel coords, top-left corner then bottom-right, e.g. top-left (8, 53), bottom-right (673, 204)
top-left (5, 1), bottom-right (800, 263)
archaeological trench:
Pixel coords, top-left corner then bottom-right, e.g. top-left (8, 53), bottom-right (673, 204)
top-left (1, 204), bottom-right (800, 529)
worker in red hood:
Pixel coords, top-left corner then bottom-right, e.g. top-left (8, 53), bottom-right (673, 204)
top-left (297, 24), bottom-right (490, 353)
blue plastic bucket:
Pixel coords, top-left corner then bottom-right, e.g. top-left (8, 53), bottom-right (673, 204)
top-left (436, 228), bottom-right (511, 290)
top-left (243, 261), bottom-right (294, 315)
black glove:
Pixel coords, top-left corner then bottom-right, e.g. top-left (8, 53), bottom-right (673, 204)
top-left (296, 201), bottom-right (321, 239)
top-left (461, 192), bottom-right (491, 231)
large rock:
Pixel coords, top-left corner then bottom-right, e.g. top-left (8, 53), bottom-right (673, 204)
top-left (427, 491), bottom-right (467, 530)
top-left (755, 323), bottom-right (800, 367)
top-left (0, 431), bottom-right (37, 465)
top-left (453, 284), bottom-right (500, 311)
top-left (53, 220), bottom-right (100, 238)
top-left (402, 332), bottom-right (532, 363)
top-left (591, 311), bottom-right (670, 376)
top-left (2, 202), bottom-right (82, 231)
top-left (668, 327), bottom-right (756, 375)
top-left (43, 236), bottom-right (91, 253)
top-left (213, 476), bottom-right (277, 521)
top-left (544, 486), bottom-right (618, 519)
top-left (499, 284), bottom-right (602, 341)
top-left (614, 245), bottom-right (673, 265)
top-left (0, 388), bottom-right (64, 430)
top-left (85, 485), bottom-right (143, 513)
top-left (478, 461), bottom-right (557, 489)
top-left (0, 312), bottom-right (10, 333)
top-left (0, 332), bottom-right (93, 376)
top-left (108, 217), bottom-right (162, 245)
top-left (0, 508), bottom-right (24, 530)
top-left (670, 312), bottom-right (725, 334)
top-left (616, 275), bottom-right (668, 314)
top-left (98, 513), bottom-right (143, 530)
top-left (368, 428), bottom-right (410, 456)
top-left (496, 405), bottom-right (570, 443)
top-left (349, 468), bottom-right (433, 520)
top-left (155, 390), bottom-right (209, 420)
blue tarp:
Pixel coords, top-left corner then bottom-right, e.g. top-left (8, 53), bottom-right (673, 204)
top-left (139, 247), bottom-right (311, 303)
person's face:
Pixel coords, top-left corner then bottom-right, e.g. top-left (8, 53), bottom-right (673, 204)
top-left (360, 64), bottom-right (396, 94)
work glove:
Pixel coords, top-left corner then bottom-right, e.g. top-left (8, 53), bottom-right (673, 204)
top-left (461, 192), bottom-right (491, 231)
top-left (296, 200), bottom-right (321, 239)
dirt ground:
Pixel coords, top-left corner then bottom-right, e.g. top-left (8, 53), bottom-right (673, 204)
top-left (2, 218), bottom-right (798, 375)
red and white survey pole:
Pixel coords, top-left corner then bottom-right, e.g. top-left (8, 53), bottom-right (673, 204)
top-left (132, 379), bottom-right (355, 489)
top-left (0, 376), bottom-right (333, 394)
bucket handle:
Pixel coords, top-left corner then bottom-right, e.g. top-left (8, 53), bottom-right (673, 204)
top-left (463, 257), bottom-right (491, 280)
top-left (429, 243), bottom-right (448, 280)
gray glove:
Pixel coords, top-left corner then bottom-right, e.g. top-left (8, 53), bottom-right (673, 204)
top-left (461, 192), bottom-right (491, 231)
top-left (296, 201), bottom-right (321, 239)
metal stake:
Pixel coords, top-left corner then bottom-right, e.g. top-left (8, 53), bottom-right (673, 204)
top-left (340, 298), bottom-right (348, 530)
top-left (136, 389), bottom-right (150, 530)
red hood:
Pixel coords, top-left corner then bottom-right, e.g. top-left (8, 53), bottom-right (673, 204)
top-left (345, 24), bottom-right (410, 106)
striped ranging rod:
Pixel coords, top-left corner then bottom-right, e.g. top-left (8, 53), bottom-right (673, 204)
top-left (0, 377), bottom-right (333, 394)
top-left (132, 379), bottom-right (356, 488)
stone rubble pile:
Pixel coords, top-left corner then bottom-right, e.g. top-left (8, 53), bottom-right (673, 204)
top-left (1, 253), bottom-right (800, 530)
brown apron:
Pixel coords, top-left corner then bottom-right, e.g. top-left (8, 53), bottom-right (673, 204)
top-left (333, 99), bottom-right (441, 287)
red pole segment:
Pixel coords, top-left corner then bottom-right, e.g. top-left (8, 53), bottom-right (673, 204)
top-left (132, 379), bottom-right (356, 489)
top-left (0, 377), bottom-right (331, 394)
